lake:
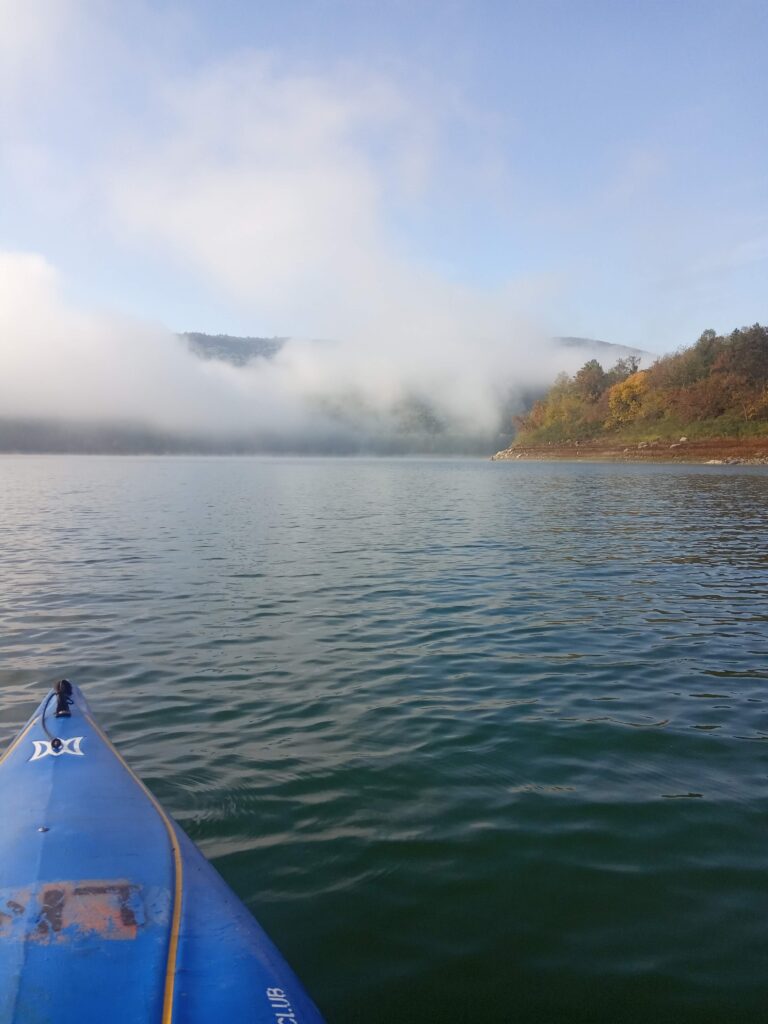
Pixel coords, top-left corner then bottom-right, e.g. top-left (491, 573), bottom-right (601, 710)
top-left (1, 455), bottom-right (767, 1022)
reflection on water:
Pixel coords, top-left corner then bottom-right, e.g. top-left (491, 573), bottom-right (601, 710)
top-left (1, 456), bottom-right (767, 1022)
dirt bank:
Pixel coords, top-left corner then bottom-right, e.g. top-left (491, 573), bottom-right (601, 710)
top-left (491, 436), bottom-right (768, 464)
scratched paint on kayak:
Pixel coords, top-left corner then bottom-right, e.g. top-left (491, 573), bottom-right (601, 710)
top-left (0, 685), bottom-right (326, 1024)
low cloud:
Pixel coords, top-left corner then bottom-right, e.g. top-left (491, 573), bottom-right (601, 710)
top-left (0, 251), bottom-right (252, 432)
top-left (0, 11), bottom-right (604, 450)
top-left (0, 249), bottom-right (581, 448)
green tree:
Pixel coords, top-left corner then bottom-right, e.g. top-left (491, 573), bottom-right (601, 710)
top-left (573, 359), bottom-right (608, 402)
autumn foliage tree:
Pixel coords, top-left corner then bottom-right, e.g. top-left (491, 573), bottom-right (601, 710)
top-left (606, 370), bottom-right (648, 426)
top-left (514, 325), bottom-right (768, 442)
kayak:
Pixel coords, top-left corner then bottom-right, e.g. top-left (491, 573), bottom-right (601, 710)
top-left (0, 681), bottom-right (326, 1023)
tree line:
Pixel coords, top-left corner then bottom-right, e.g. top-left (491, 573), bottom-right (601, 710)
top-left (514, 324), bottom-right (768, 442)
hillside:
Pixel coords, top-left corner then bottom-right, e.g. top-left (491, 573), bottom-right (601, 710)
top-left (182, 333), bottom-right (285, 365)
top-left (554, 336), bottom-right (646, 361)
top-left (182, 332), bottom-right (644, 369)
top-left (501, 325), bottom-right (768, 453)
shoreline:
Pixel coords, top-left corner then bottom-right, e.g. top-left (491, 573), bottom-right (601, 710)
top-left (491, 437), bottom-right (768, 466)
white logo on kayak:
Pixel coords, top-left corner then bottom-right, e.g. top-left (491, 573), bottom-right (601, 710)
top-left (30, 737), bottom-right (84, 761)
top-left (266, 988), bottom-right (298, 1023)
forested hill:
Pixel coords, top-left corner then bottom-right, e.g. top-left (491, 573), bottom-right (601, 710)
top-left (514, 324), bottom-right (768, 443)
top-left (181, 332), bottom-right (645, 369)
top-left (182, 332), bottom-right (285, 364)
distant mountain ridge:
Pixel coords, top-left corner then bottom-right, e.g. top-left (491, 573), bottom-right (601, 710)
top-left (182, 332), bottom-right (286, 365)
top-left (555, 336), bottom-right (648, 361)
top-left (182, 331), bottom-right (649, 369)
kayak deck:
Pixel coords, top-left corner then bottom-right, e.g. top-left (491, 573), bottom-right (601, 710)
top-left (0, 684), bottom-right (325, 1024)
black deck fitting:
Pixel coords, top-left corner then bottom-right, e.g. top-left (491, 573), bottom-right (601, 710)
top-left (54, 679), bottom-right (73, 718)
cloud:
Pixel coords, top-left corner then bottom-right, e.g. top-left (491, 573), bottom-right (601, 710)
top-left (0, 0), bottom-right (73, 107)
top-left (106, 56), bottom-right (455, 332)
top-left (0, 250), bottom-right (300, 434)
top-left (98, 54), bottom-right (568, 433)
top-left (0, 246), bottom-right (582, 447)
top-left (0, 12), bottom-right (595, 448)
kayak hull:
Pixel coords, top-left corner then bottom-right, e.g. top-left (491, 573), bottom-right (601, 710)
top-left (0, 686), bottom-right (325, 1024)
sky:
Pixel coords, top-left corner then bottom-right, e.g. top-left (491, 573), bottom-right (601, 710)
top-left (0, 0), bottom-right (766, 436)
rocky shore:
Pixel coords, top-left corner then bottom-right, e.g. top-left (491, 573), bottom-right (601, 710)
top-left (492, 436), bottom-right (768, 465)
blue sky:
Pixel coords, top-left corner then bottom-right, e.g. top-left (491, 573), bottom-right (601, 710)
top-left (1, 0), bottom-right (766, 353)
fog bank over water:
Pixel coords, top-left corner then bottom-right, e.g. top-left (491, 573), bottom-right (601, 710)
top-left (1, 23), bottom-right (646, 454)
top-left (1, 16), bottom-right (657, 454)
top-left (0, 251), bottom-right (645, 454)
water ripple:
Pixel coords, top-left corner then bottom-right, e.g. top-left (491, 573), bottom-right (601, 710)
top-left (1, 456), bottom-right (767, 1022)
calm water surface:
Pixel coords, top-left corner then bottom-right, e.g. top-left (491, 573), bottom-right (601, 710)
top-left (1, 456), bottom-right (767, 1022)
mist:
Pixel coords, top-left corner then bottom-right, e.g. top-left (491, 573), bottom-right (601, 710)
top-left (0, 246), bottom-right (612, 453)
top-left (0, 16), bottom-right (620, 454)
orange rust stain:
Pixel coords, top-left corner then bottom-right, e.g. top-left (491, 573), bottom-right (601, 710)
top-left (0, 889), bottom-right (30, 937)
top-left (1, 880), bottom-right (142, 942)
